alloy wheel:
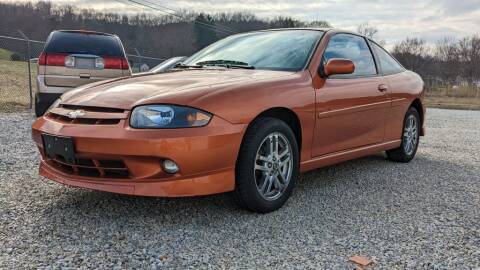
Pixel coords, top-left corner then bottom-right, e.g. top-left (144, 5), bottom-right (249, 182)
top-left (403, 114), bottom-right (419, 155)
top-left (254, 132), bottom-right (293, 201)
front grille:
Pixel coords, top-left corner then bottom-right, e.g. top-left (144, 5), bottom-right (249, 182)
top-left (46, 105), bottom-right (126, 125)
top-left (46, 113), bottom-right (121, 125)
top-left (61, 104), bottom-right (125, 113)
top-left (48, 155), bottom-right (130, 179)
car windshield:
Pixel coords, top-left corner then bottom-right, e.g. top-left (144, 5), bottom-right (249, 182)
top-left (184, 30), bottom-right (323, 71)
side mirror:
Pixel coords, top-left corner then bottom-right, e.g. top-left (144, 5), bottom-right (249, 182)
top-left (323, 58), bottom-right (355, 77)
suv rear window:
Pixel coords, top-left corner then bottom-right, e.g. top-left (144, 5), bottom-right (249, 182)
top-left (44, 31), bottom-right (123, 57)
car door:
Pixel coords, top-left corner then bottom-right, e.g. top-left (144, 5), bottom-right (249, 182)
top-left (311, 33), bottom-right (389, 157)
top-left (368, 40), bottom-right (413, 142)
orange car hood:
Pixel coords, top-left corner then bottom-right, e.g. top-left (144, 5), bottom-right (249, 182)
top-left (61, 69), bottom-right (294, 109)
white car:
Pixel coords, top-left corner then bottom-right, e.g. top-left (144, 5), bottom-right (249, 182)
top-left (150, 56), bottom-right (187, 73)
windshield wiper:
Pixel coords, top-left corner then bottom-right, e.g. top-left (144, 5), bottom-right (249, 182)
top-left (195, 60), bottom-right (255, 69)
top-left (174, 63), bottom-right (202, 69)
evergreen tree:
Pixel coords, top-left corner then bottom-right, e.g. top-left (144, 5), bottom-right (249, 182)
top-left (193, 13), bottom-right (219, 50)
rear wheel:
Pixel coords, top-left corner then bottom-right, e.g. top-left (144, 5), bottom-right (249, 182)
top-left (386, 107), bottom-right (420, 162)
top-left (234, 117), bottom-right (299, 213)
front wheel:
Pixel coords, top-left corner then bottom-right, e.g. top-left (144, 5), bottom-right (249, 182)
top-left (234, 117), bottom-right (299, 213)
top-left (386, 107), bottom-right (420, 162)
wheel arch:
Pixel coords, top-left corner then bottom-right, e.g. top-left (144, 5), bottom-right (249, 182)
top-left (248, 107), bottom-right (302, 151)
top-left (410, 98), bottom-right (424, 136)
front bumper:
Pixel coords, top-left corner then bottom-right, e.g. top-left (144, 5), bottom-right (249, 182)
top-left (32, 114), bottom-right (246, 197)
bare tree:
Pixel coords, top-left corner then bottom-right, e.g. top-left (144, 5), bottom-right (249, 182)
top-left (392, 37), bottom-right (430, 73)
top-left (306, 20), bottom-right (331, 28)
top-left (435, 37), bottom-right (460, 82)
top-left (457, 35), bottom-right (480, 84)
top-left (357, 22), bottom-right (378, 39)
top-left (356, 22), bottom-right (386, 46)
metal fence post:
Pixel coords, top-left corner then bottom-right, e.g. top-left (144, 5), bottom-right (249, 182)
top-left (18, 30), bottom-right (33, 110)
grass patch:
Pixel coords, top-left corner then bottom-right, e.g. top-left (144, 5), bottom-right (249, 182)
top-left (425, 96), bottom-right (480, 110)
top-left (0, 48), bottom-right (14, 60)
top-left (0, 59), bottom-right (36, 112)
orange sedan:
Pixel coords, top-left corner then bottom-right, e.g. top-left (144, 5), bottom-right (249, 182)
top-left (32, 29), bottom-right (425, 213)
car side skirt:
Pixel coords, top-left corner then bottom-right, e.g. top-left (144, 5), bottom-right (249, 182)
top-left (300, 140), bottom-right (401, 172)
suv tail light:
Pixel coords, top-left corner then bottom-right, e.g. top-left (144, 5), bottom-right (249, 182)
top-left (38, 52), bottom-right (47, 65)
top-left (38, 53), bottom-right (129, 70)
top-left (103, 56), bottom-right (130, 70)
top-left (38, 52), bottom-right (68, 67)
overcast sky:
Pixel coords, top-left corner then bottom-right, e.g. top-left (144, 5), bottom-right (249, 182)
top-left (5, 0), bottom-right (480, 47)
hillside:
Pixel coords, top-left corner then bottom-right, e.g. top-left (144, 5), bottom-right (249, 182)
top-left (0, 1), bottom-right (329, 59)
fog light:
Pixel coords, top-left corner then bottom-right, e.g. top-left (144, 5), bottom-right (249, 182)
top-left (162, 159), bottom-right (179, 174)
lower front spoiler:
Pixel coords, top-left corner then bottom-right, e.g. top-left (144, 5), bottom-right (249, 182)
top-left (40, 161), bottom-right (235, 197)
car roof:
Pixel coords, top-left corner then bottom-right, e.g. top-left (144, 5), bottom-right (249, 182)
top-left (237, 28), bottom-right (366, 39)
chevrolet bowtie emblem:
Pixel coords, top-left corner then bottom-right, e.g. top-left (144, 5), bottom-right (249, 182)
top-left (66, 109), bottom-right (86, 119)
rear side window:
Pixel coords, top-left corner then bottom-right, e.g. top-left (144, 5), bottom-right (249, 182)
top-left (323, 34), bottom-right (377, 77)
top-left (45, 32), bottom-right (123, 57)
top-left (370, 42), bottom-right (405, 75)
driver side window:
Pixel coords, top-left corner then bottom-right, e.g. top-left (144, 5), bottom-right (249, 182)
top-left (323, 34), bottom-right (377, 77)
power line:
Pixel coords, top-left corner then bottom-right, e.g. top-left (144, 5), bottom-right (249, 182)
top-left (116, 0), bottom-right (235, 34)
top-left (141, 0), bottom-right (237, 33)
top-left (136, 0), bottom-right (238, 34)
top-left (113, 0), bottom-right (237, 34)
top-left (0, 35), bottom-right (45, 44)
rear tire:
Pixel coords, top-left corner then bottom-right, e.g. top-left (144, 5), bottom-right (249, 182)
top-left (386, 107), bottom-right (420, 163)
top-left (233, 117), bottom-right (299, 213)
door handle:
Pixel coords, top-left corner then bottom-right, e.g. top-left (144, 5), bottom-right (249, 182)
top-left (79, 73), bottom-right (91, 79)
top-left (378, 84), bottom-right (388, 92)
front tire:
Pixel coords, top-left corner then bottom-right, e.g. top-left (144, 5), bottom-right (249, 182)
top-left (386, 107), bottom-right (420, 162)
top-left (234, 117), bottom-right (299, 213)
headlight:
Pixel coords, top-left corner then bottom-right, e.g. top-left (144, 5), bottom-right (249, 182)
top-left (130, 105), bottom-right (212, 128)
top-left (47, 98), bottom-right (62, 112)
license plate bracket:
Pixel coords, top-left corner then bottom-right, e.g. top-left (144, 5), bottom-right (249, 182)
top-left (42, 134), bottom-right (76, 164)
top-left (75, 57), bottom-right (95, 69)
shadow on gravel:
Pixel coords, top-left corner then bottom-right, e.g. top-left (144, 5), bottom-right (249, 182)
top-left (34, 152), bottom-right (479, 236)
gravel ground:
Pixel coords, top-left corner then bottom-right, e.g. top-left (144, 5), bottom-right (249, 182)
top-left (0, 108), bottom-right (479, 269)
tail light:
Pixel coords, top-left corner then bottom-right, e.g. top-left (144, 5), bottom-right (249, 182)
top-left (38, 52), bottom-right (47, 65)
top-left (122, 58), bottom-right (130, 70)
top-left (38, 52), bottom-right (68, 67)
top-left (38, 53), bottom-right (130, 70)
top-left (103, 56), bottom-right (130, 70)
